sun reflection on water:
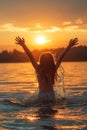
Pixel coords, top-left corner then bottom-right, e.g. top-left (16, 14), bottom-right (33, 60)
top-left (27, 115), bottom-right (39, 122)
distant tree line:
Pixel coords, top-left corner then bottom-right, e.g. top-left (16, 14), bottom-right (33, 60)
top-left (0, 46), bottom-right (87, 63)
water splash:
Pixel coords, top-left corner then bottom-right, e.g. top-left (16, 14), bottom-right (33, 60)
top-left (54, 65), bottom-right (67, 99)
top-left (19, 65), bottom-right (68, 105)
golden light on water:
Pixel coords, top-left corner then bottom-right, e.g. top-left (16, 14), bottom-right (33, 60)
top-left (27, 115), bottom-right (38, 122)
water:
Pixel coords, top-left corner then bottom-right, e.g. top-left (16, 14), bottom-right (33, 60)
top-left (0, 62), bottom-right (87, 130)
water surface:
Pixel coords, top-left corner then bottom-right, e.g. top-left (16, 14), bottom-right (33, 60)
top-left (0, 62), bottom-right (87, 130)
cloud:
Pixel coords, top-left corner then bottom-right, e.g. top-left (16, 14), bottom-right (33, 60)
top-left (63, 18), bottom-right (87, 27)
top-left (44, 26), bottom-right (61, 32)
top-left (0, 23), bottom-right (61, 33)
top-left (63, 21), bottom-right (72, 26)
top-left (0, 23), bottom-right (30, 32)
top-left (0, 23), bottom-right (87, 34)
top-left (62, 18), bottom-right (87, 32)
top-left (64, 25), bottom-right (79, 31)
top-left (75, 18), bottom-right (84, 25)
top-left (63, 25), bottom-right (87, 33)
top-left (32, 24), bottom-right (61, 33)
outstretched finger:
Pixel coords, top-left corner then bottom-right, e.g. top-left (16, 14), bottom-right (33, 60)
top-left (15, 36), bottom-right (21, 41)
top-left (69, 38), bottom-right (73, 44)
top-left (73, 38), bottom-right (78, 43)
top-left (22, 38), bottom-right (25, 42)
top-left (15, 37), bottom-right (19, 41)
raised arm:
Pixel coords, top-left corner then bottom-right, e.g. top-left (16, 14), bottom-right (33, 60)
top-left (55, 38), bottom-right (79, 70)
top-left (15, 36), bottom-right (38, 71)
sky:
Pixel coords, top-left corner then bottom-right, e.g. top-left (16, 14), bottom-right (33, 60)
top-left (0, 0), bottom-right (87, 51)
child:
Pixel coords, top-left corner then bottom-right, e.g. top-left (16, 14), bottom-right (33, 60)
top-left (15, 37), bottom-right (78, 104)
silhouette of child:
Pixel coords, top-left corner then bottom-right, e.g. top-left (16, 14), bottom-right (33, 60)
top-left (15, 37), bottom-right (78, 104)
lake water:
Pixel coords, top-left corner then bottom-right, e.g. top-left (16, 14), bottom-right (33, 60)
top-left (0, 62), bottom-right (87, 130)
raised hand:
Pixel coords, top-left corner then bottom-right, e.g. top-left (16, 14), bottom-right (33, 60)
top-left (69, 38), bottom-right (79, 47)
top-left (15, 36), bottom-right (25, 46)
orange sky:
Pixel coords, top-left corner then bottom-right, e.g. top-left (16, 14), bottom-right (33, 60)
top-left (0, 0), bottom-right (87, 51)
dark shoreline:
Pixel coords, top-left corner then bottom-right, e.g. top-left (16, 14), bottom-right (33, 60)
top-left (0, 45), bottom-right (87, 62)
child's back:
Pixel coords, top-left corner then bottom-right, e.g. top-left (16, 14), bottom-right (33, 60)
top-left (36, 52), bottom-right (56, 92)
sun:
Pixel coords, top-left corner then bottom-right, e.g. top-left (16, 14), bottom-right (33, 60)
top-left (35, 36), bottom-right (47, 45)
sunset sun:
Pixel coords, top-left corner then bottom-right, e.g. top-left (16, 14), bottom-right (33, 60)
top-left (35, 36), bottom-right (47, 45)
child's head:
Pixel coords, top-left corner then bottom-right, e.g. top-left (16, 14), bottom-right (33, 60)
top-left (38, 52), bottom-right (56, 84)
top-left (39, 52), bottom-right (55, 70)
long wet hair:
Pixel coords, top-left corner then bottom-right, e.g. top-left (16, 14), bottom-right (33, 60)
top-left (38, 52), bottom-right (56, 84)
